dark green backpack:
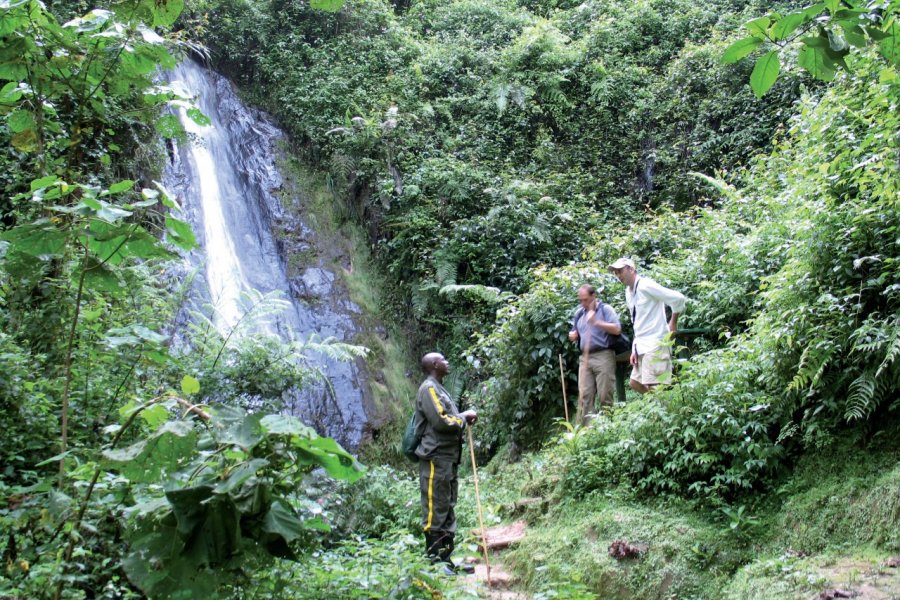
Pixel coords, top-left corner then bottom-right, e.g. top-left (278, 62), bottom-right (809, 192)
top-left (401, 411), bottom-right (421, 462)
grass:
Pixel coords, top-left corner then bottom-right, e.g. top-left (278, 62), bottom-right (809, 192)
top-left (446, 424), bottom-right (900, 599)
top-left (770, 439), bottom-right (900, 554)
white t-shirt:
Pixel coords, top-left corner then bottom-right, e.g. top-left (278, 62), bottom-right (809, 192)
top-left (625, 275), bottom-right (686, 356)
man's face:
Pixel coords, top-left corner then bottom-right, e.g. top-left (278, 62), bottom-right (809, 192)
top-left (612, 267), bottom-right (634, 286)
top-left (577, 289), bottom-right (595, 309)
top-left (433, 354), bottom-right (450, 376)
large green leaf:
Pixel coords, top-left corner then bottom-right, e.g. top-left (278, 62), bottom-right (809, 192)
top-left (165, 484), bottom-right (214, 536)
top-left (228, 474), bottom-right (269, 516)
top-left (798, 45), bottom-right (837, 81)
top-left (103, 420), bottom-right (196, 482)
top-left (83, 221), bottom-right (173, 264)
top-left (213, 406), bottom-right (265, 450)
top-left (140, 405), bottom-right (170, 431)
top-left (260, 414), bottom-right (315, 437)
top-left (82, 257), bottom-right (125, 294)
top-left (105, 324), bottom-right (169, 348)
top-left (750, 51), bottom-right (781, 97)
top-left (154, 113), bottom-right (184, 139)
top-left (771, 12), bottom-right (806, 41)
top-left (214, 459), bottom-right (269, 495)
top-left (879, 19), bottom-right (899, 65)
top-left (165, 215), bottom-right (197, 250)
top-left (0, 221), bottom-right (67, 259)
top-left (262, 500), bottom-right (312, 543)
top-left (150, 0), bottom-right (183, 26)
top-left (291, 434), bottom-right (366, 482)
top-left (744, 16), bottom-right (771, 38)
top-left (166, 488), bottom-right (241, 566)
top-left (123, 530), bottom-right (217, 598)
top-left (106, 179), bottom-right (135, 195)
top-left (181, 374), bottom-right (200, 395)
top-left (7, 109), bottom-right (35, 133)
top-left (721, 37), bottom-right (763, 64)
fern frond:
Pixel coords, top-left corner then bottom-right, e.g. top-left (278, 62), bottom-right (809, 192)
top-left (434, 252), bottom-right (457, 287)
top-left (688, 172), bottom-right (740, 201)
top-left (530, 212), bottom-right (551, 243)
top-left (297, 335), bottom-right (369, 362)
top-left (844, 369), bottom-right (877, 421)
top-left (788, 346), bottom-right (812, 392)
top-left (439, 284), bottom-right (510, 304)
top-left (442, 371), bottom-right (466, 402)
top-left (876, 317), bottom-right (900, 377)
top-left (329, 152), bottom-right (355, 181)
top-left (494, 82), bottom-right (510, 114)
top-left (789, 342), bottom-right (837, 393)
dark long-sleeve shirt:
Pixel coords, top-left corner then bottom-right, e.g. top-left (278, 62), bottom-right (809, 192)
top-left (414, 375), bottom-right (465, 461)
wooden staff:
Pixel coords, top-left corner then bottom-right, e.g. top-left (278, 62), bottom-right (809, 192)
top-left (467, 426), bottom-right (491, 588)
top-left (577, 301), bottom-right (594, 425)
top-left (558, 353), bottom-right (569, 423)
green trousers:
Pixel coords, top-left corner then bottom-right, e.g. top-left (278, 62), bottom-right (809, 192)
top-left (419, 457), bottom-right (458, 536)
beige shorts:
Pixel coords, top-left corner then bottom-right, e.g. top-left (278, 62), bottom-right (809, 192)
top-left (631, 345), bottom-right (673, 386)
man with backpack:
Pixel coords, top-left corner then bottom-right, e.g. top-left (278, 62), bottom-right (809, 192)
top-left (568, 284), bottom-right (622, 425)
top-left (412, 352), bottom-right (477, 575)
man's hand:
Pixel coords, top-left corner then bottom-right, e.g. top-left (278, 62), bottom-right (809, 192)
top-left (460, 410), bottom-right (478, 424)
top-left (630, 352), bottom-right (638, 366)
top-left (568, 329), bottom-right (579, 342)
top-left (668, 312), bottom-right (680, 333)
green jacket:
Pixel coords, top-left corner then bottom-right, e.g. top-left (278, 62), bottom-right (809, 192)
top-left (414, 375), bottom-right (466, 461)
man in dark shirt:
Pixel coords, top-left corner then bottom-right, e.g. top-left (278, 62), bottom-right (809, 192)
top-left (414, 352), bottom-right (477, 574)
top-left (567, 284), bottom-right (622, 424)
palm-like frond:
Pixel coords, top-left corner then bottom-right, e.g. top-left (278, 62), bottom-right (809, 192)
top-left (439, 284), bottom-right (511, 304)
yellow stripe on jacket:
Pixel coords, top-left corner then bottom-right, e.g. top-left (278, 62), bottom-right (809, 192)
top-left (429, 387), bottom-right (463, 427)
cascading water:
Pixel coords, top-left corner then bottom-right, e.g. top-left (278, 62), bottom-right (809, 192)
top-left (164, 60), bottom-right (372, 449)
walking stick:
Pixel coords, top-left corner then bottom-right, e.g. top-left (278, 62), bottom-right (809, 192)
top-left (558, 353), bottom-right (569, 423)
top-left (467, 426), bottom-right (491, 588)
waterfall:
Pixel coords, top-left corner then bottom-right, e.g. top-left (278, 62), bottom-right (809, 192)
top-left (164, 60), bottom-right (372, 449)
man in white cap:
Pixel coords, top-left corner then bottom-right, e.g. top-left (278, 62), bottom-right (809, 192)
top-left (608, 258), bottom-right (686, 393)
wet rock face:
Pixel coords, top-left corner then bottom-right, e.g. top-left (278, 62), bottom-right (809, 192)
top-left (165, 60), bottom-right (374, 450)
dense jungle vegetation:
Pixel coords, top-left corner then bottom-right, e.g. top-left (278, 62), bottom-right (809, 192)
top-left (1, 0), bottom-right (898, 596)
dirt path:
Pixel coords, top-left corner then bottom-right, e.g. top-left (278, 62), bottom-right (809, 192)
top-left (463, 521), bottom-right (529, 599)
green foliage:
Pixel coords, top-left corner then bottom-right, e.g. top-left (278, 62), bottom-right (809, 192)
top-left (475, 51), bottom-right (898, 498)
top-left (249, 534), bottom-right (471, 599)
top-left (723, 0), bottom-right (900, 95)
top-left (0, 1), bottom-right (381, 598)
top-left (184, 0), bottom-right (805, 366)
top-left (327, 464), bottom-right (421, 537)
top-left (115, 403), bottom-right (364, 598)
top-left (773, 438), bottom-right (900, 553)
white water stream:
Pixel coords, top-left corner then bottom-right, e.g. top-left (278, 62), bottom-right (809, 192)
top-left (164, 60), bottom-right (372, 448)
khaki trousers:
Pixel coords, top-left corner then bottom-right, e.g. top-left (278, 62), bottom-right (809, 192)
top-left (577, 349), bottom-right (616, 425)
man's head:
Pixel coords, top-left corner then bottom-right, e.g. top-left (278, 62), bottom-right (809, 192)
top-left (421, 352), bottom-right (450, 377)
top-left (577, 284), bottom-right (597, 310)
top-left (608, 257), bottom-right (637, 286)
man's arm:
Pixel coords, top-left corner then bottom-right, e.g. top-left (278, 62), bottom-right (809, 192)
top-left (568, 307), bottom-right (582, 342)
top-left (587, 303), bottom-right (622, 336)
top-left (641, 279), bottom-right (686, 332)
top-left (420, 385), bottom-right (465, 432)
